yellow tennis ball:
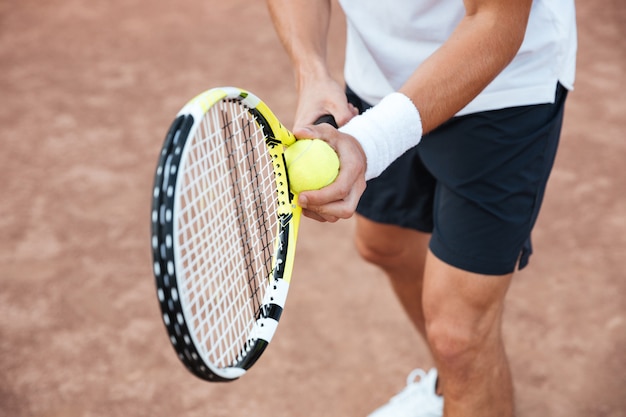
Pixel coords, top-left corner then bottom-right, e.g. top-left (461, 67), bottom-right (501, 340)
top-left (284, 139), bottom-right (340, 193)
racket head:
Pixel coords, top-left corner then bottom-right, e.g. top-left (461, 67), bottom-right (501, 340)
top-left (151, 87), bottom-right (300, 382)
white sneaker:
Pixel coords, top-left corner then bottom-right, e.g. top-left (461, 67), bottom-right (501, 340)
top-left (367, 368), bottom-right (444, 417)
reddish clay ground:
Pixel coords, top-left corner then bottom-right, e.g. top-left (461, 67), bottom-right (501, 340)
top-left (0, 1), bottom-right (624, 416)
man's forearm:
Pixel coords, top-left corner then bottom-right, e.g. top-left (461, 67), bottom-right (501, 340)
top-left (266, 0), bottom-right (333, 89)
top-left (400, 0), bottom-right (532, 133)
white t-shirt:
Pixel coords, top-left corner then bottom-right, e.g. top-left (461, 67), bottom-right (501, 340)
top-left (338, 0), bottom-right (577, 116)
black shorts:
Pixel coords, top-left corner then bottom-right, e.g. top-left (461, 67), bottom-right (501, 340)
top-left (350, 84), bottom-right (568, 275)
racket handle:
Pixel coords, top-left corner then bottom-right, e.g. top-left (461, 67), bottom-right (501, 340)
top-left (313, 114), bottom-right (338, 128)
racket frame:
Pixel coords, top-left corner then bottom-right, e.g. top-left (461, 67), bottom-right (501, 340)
top-left (151, 87), bottom-right (301, 382)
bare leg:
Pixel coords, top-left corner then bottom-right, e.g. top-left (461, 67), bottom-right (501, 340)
top-left (423, 251), bottom-right (514, 417)
top-left (354, 215), bottom-right (431, 339)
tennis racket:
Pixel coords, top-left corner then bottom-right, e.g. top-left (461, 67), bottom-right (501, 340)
top-left (150, 86), bottom-right (337, 382)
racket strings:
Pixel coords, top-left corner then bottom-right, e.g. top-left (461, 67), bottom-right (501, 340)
top-left (175, 99), bottom-right (279, 369)
top-left (222, 109), bottom-right (264, 315)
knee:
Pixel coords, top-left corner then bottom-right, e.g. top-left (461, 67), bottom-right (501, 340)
top-left (425, 314), bottom-right (498, 367)
top-left (354, 219), bottom-right (425, 269)
top-left (354, 232), bottom-right (403, 269)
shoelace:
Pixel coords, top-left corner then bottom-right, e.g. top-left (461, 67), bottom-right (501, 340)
top-left (406, 369), bottom-right (429, 386)
top-left (389, 369), bottom-right (430, 404)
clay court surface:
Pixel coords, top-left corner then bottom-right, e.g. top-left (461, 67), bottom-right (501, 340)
top-left (1, 1), bottom-right (624, 416)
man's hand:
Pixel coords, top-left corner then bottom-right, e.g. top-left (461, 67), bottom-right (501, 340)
top-left (292, 122), bottom-right (367, 222)
top-left (293, 76), bottom-right (358, 130)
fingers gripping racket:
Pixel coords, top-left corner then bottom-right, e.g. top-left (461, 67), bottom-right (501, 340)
top-left (151, 87), bottom-right (337, 382)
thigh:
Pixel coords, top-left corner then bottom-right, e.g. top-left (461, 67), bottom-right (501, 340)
top-left (355, 214), bottom-right (431, 266)
top-left (422, 250), bottom-right (512, 346)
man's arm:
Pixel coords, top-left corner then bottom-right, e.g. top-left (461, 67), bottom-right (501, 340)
top-left (268, 0), bottom-right (534, 222)
top-left (400, 0), bottom-right (533, 133)
top-left (266, 0), bottom-right (331, 87)
top-left (336, 0), bottom-right (534, 181)
top-left (266, 0), bottom-right (356, 127)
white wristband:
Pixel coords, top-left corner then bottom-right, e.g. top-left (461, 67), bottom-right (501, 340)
top-left (339, 92), bottom-right (423, 180)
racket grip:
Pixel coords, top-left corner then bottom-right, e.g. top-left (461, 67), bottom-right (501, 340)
top-left (313, 114), bottom-right (338, 128)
